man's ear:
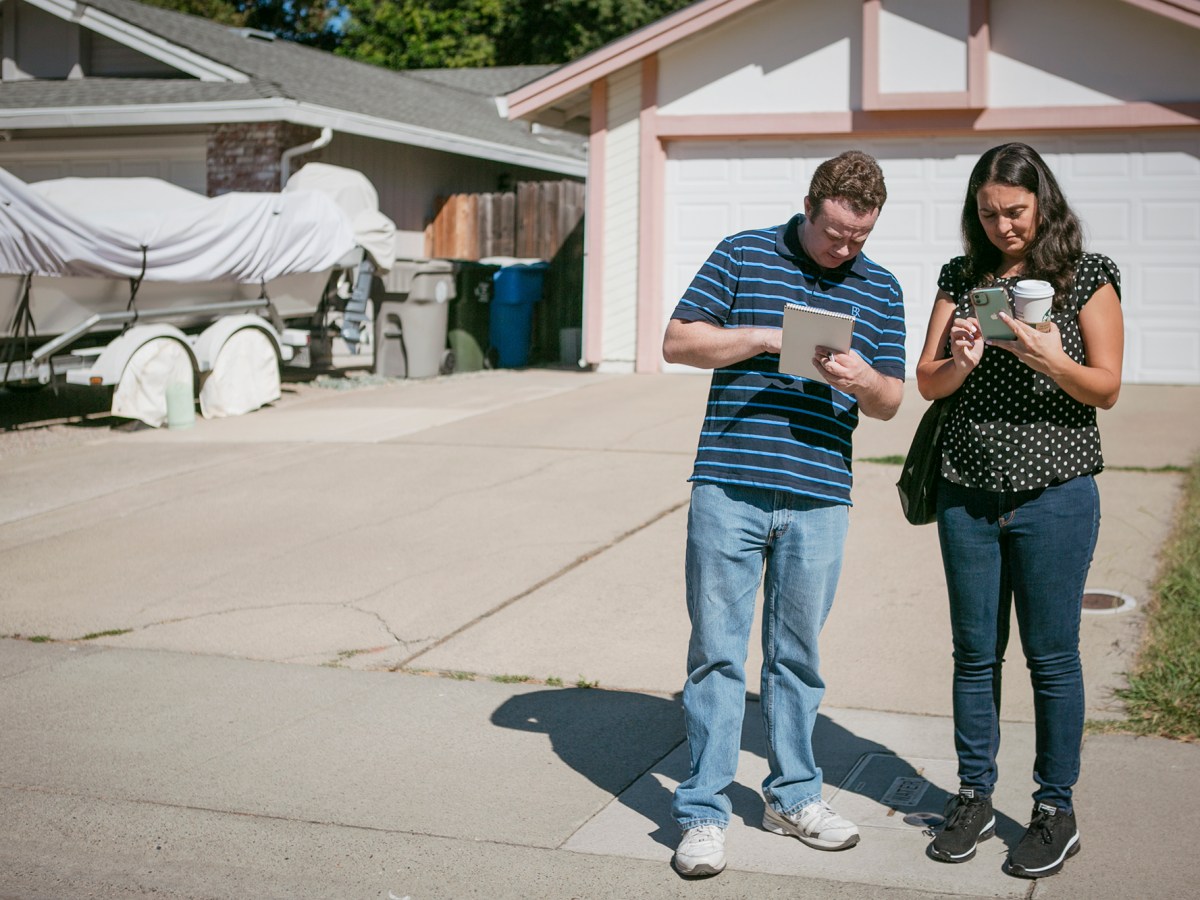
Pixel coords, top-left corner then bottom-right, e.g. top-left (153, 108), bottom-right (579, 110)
top-left (803, 195), bottom-right (814, 219)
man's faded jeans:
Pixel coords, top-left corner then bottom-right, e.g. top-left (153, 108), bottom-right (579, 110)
top-left (672, 482), bottom-right (848, 830)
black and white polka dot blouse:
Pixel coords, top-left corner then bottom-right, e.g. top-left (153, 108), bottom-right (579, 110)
top-left (936, 253), bottom-right (1121, 492)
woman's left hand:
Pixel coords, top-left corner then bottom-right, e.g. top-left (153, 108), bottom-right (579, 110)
top-left (989, 312), bottom-right (1066, 375)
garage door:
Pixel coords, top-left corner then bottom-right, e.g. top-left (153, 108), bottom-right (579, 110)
top-left (0, 135), bottom-right (206, 194)
top-left (663, 135), bottom-right (1200, 384)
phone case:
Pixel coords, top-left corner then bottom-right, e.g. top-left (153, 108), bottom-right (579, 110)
top-left (970, 287), bottom-right (1015, 341)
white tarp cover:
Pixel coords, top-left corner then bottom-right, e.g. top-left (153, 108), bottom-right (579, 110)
top-left (284, 163), bottom-right (395, 272)
top-left (0, 165), bottom-right (358, 282)
top-left (110, 336), bottom-right (194, 429)
top-left (198, 327), bottom-right (281, 420)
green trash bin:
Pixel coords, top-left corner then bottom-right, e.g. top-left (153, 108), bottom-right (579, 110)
top-left (447, 261), bottom-right (500, 372)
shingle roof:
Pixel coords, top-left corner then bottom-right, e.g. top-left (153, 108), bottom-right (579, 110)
top-left (4, 0), bottom-right (582, 165)
top-left (403, 66), bottom-right (561, 97)
top-left (0, 78), bottom-right (280, 108)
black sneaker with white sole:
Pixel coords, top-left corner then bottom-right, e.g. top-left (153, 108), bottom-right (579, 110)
top-left (928, 789), bottom-right (995, 863)
top-left (1006, 803), bottom-right (1080, 879)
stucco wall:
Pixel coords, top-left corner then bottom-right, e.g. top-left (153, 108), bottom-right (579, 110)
top-left (3, 1), bottom-right (80, 80)
top-left (989, 0), bottom-right (1200, 107)
top-left (656, 0), bottom-right (1198, 118)
top-left (880, 0), bottom-right (969, 93)
top-left (657, 0), bottom-right (858, 116)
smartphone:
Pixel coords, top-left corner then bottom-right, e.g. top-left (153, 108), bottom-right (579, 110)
top-left (969, 286), bottom-right (1015, 341)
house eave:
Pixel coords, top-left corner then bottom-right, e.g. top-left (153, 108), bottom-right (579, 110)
top-left (1118, 0), bottom-right (1200, 29)
top-left (506, 0), bottom-right (1200, 124)
top-left (505, 0), bottom-right (766, 121)
top-left (0, 99), bottom-right (588, 176)
top-left (23, 0), bottom-right (249, 82)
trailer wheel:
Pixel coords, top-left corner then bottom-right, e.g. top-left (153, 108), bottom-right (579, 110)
top-left (111, 337), bottom-right (195, 428)
top-left (198, 326), bottom-right (281, 419)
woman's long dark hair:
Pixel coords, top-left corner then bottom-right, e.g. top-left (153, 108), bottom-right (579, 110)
top-left (961, 142), bottom-right (1083, 306)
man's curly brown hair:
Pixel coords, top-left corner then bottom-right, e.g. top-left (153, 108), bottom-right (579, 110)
top-left (808, 150), bottom-right (888, 217)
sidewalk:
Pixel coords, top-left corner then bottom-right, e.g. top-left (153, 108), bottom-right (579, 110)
top-left (0, 370), bottom-right (1196, 899)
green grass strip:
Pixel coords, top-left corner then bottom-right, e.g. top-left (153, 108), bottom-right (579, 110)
top-left (1096, 458), bottom-right (1200, 741)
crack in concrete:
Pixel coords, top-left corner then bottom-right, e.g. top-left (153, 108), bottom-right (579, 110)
top-left (397, 498), bottom-right (690, 670)
top-left (113, 449), bottom-right (628, 624)
top-left (115, 600), bottom-right (397, 637)
top-left (102, 599), bottom-right (448, 673)
top-left (357, 605), bottom-right (406, 646)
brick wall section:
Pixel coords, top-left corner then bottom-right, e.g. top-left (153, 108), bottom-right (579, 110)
top-left (206, 122), bottom-right (320, 196)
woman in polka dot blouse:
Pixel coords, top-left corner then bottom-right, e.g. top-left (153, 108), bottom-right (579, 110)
top-left (914, 142), bottom-right (1124, 880)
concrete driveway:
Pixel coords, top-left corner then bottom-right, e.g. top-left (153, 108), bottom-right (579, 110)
top-left (1, 370), bottom-right (1196, 899)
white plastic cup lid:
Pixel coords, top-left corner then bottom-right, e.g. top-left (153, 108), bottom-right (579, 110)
top-left (1012, 279), bottom-right (1054, 299)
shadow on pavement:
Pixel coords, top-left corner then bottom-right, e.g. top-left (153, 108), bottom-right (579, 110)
top-left (0, 379), bottom-right (324, 436)
top-left (0, 383), bottom-right (117, 429)
top-left (491, 688), bottom-right (1023, 851)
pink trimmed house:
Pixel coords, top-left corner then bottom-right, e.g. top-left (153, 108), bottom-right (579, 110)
top-left (506, 0), bottom-right (1200, 384)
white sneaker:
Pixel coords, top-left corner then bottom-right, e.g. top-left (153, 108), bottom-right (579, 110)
top-left (672, 824), bottom-right (726, 877)
top-left (763, 799), bottom-right (860, 850)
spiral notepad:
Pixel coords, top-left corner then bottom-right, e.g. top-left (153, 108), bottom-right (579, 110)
top-left (777, 303), bottom-right (856, 384)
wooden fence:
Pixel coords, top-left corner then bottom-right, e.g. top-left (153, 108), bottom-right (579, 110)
top-left (425, 180), bottom-right (585, 261)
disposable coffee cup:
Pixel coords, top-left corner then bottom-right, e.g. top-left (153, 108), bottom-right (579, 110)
top-left (1012, 279), bottom-right (1054, 331)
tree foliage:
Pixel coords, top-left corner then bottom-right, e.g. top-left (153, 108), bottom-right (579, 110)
top-left (137, 0), bottom-right (696, 68)
top-left (139, 1), bottom-right (343, 50)
top-left (492, 0), bottom-right (696, 65)
top-left (337, 1), bottom-right (505, 70)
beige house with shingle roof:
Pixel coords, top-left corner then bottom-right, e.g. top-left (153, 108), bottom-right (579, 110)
top-left (1, 0), bottom-right (584, 257)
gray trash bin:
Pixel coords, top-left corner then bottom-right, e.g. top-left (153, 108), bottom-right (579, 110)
top-left (372, 260), bottom-right (455, 378)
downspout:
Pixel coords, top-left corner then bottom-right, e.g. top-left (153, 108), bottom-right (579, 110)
top-left (280, 127), bottom-right (333, 185)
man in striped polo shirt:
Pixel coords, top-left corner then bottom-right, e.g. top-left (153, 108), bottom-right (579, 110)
top-left (663, 150), bottom-right (906, 878)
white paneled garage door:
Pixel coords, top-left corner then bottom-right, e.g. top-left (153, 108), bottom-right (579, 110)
top-left (0, 135), bottom-right (206, 194)
top-left (663, 135), bottom-right (1200, 384)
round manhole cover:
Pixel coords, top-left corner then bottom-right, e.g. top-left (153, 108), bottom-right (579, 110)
top-left (1081, 589), bottom-right (1136, 614)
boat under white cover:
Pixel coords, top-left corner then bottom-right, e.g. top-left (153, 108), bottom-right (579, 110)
top-left (0, 164), bottom-right (396, 425)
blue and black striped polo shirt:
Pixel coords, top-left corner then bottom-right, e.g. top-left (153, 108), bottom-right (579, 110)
top-left (671, 213), bottom-right (906, 506)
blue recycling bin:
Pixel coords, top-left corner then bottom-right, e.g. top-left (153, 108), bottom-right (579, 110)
top-left (489, 262), bottom-right (548, 368)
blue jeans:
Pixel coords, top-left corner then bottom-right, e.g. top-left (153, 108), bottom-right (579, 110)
top-left (672, 482), bottom-right (849, 829)
top-left (936, 475), bottom-right (1099, 812)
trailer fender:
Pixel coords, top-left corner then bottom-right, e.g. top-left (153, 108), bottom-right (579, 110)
top-left (65, 323), bottom-right (198, 388)
top-left (192, 315), bottom-right (282, 371)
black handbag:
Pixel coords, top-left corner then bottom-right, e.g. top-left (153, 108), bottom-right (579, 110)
top-left (896, 396), bottom-right (954, 525)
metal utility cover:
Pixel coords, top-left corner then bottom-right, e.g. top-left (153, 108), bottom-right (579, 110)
top-left (830, 752), bottom-right (958, 832)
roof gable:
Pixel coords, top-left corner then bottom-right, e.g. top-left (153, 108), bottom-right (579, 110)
top-left (21, 0), bottom-right (248, 80)
top-left (506, 0), bottom-right (1200, 123)
top-left (506, 0), bottom-right (765, 122)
